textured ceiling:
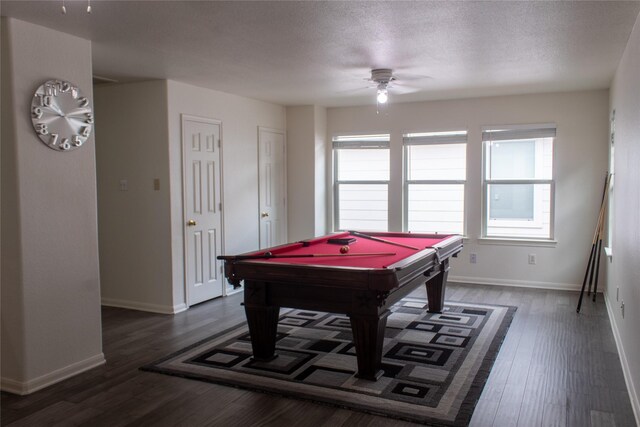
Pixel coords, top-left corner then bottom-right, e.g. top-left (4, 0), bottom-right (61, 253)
top-left (2, 1), bottom-right (639, 107)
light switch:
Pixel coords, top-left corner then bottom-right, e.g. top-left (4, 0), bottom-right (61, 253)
top-left (153, 178), bottom-right (160, 191)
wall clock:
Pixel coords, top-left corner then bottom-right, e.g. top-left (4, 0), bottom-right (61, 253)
top-left (31, 79), bottom-right (93, 152)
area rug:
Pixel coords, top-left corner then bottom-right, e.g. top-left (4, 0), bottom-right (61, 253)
top-left (142, 297), bottom-right (516, 426)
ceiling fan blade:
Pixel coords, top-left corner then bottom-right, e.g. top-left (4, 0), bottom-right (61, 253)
top-left (388, 85), bottom-right (423, 95)
top-left (387, 79), bottom-right (426, 92)
top-left (334, 86), bottom-right (372, 95)
top-left (395, 73), bottom-right (433, 82)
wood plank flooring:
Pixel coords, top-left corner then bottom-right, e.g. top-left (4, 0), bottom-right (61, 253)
top-left (1, 283), bottom-right (636, 426)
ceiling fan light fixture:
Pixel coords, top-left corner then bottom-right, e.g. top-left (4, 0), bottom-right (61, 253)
top-left (371, 69), bottom-right (394, 107)
top-left (376, 88), bottom-right (388, 104)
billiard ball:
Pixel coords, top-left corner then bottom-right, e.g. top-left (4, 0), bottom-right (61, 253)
top-left (340, 246), bottom-right (350, 254)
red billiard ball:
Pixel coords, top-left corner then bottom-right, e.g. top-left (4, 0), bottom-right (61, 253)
top-left (340, 245), bottom-right (350, 254)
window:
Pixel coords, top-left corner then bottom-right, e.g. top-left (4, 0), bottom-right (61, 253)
top-left (403, 131), bottom-right (467, 234)
top-left (333, 134), bottom-right (390, 231)
top-left (482, 125), bottom-right (555, 239)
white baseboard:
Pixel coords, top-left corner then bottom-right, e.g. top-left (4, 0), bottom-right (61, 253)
top-left (101, 297), bottom-right (187, 314)
top-left (604, 292), bottom-right (640, 426)
top-left (1, 353), bottom-right (105, 395)
top-left (449, 275), bottom-right (584, 292)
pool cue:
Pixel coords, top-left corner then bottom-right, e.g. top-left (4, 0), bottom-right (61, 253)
top-left (577, 173), bottom-right (610, 313)
top-left (349, 231), bottom-right (420, 250)
top-left (577, 204), bottom-right (604, 312)
top-left (586, 206), bottom-right (605, 296)
top-left (592, 178), bottom-right (611, 302)
top-left (587, 174), bottom-right (611, 296)
top-left (591, 223), bottom-right (604, 302)
top-left (582, 174), bottom-right (609, 307)
top-left (218, 252), bottom-right (396, 261)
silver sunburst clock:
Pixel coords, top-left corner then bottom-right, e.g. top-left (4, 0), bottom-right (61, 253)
top-left (30, 79), bottom-right (94, 152)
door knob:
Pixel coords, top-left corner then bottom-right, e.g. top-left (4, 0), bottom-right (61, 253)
top-left (187, 220), bottom-right (197, 226)
top-left (261, 212), bottom-right (269, 218)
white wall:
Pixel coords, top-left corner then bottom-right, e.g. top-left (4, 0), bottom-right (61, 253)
top-left (607, 11), bottom-right (640, 421)
top-left (314, 106), bottom-right (328, 236)
top-left (286, 106), bottom-right (328, 240)
top-left (166, 80), bottom-right (286, 305)
top-left (93, 80), bottom-right (285, 310)
top-left (327, 90), bottom-right (609, 289)
top-left (286, 106), bottom-right (316, 240)
top-left (1, 18), bottom-right (104, 394)
top-left (94, 81), bottom-right (174, 313)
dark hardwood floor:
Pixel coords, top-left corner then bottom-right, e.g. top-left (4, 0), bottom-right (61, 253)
top-left (1, 283), bottom-right (636, 426)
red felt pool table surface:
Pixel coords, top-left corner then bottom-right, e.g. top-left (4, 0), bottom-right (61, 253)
top-left (246, 231), bottom-right (453, 269)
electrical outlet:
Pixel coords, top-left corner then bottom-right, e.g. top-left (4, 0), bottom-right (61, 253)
top-left (470, 253), bottom-right (477, 264)
top-left (528, 254), bottom-right (537, 265)
top-left (119, 179), bottom-right (128, 191)
top-left (621, 301), bottom-right (625, 318)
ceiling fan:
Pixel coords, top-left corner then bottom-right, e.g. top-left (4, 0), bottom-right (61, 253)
top-left (365, 68), bottom-right (429, 112)
top-left (368, 68), bottom-right (396, 105)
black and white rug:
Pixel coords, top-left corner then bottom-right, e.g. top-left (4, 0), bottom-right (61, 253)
top-left (142, 297), bottom-right (515, 426)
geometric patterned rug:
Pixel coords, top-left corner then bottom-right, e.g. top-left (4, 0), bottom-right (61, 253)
top-left (141, 297), bottom-right (516, 426)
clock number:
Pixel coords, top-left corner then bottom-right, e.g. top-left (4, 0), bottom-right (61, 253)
top-left (60, 138), bottom-right (71, 151)
top-left (85, 113), bottom-right (94, 124)
top-left (81, 126), bottom-right (91, 137)
top-left (32, 106), bottom-right (43, 119)
top-left (78, 97), bottom-right (89, 107)
top-left (60, 82), bottom-right (71, 93)
top-left (46, 83), bottom-right (58, 97)
top-left (50, 133), bottom-right (59, 146)
top-left (72, 135), bottom-right (83, 147)
top-left (35, 123), bottom-right (48, 135)
top-left (42, 95), bottom-right (52, 107)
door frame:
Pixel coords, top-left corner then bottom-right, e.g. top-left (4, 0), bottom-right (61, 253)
top-left (258, 126), bottom-right (287, 247)
top-left (181, 114), bottom-right (225, 307)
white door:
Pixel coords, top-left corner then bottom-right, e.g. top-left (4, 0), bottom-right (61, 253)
top-left (183, 116), bottom-right (223, 306)
top-left (258, 127), bottom-right (286, 249)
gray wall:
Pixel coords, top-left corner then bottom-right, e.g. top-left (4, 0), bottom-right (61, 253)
top-left (1, 18), bottom-right (103, 394)
top-left (94, 79), bottom-right (286, 312)
top-left (94, 81), bottom-right (174, 313)
top-left (286, 105), bottom-right (327, 241)
top-left (607, 11), bottom-right (640, 419)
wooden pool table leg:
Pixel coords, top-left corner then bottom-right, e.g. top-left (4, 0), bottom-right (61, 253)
top-left (349, 310), bottom-right (390, 381)
top-left (244, 304), bottom-right (280, 361)
top-left (426, 259), bottom-right (450, 313)
top-left (243, 280), bottom-right (280, 361)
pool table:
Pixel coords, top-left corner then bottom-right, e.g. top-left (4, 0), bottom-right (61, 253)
top-left (219, 231), bottom-right (463, 380)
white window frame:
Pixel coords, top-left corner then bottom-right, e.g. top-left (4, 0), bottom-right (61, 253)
top-left (606, 109), bottom-right (615, 256)
top-left (332, 134), bottom-right (390, 231)
top-left (402, 131), bottom-right (467, 235)
top-left (481, 124), bottom-right (556, 240)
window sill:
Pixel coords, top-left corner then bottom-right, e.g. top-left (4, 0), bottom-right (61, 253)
top-left (604, 246), bottom-right (613, 259)
top-left (477, 237), bottom-right (558, 247)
